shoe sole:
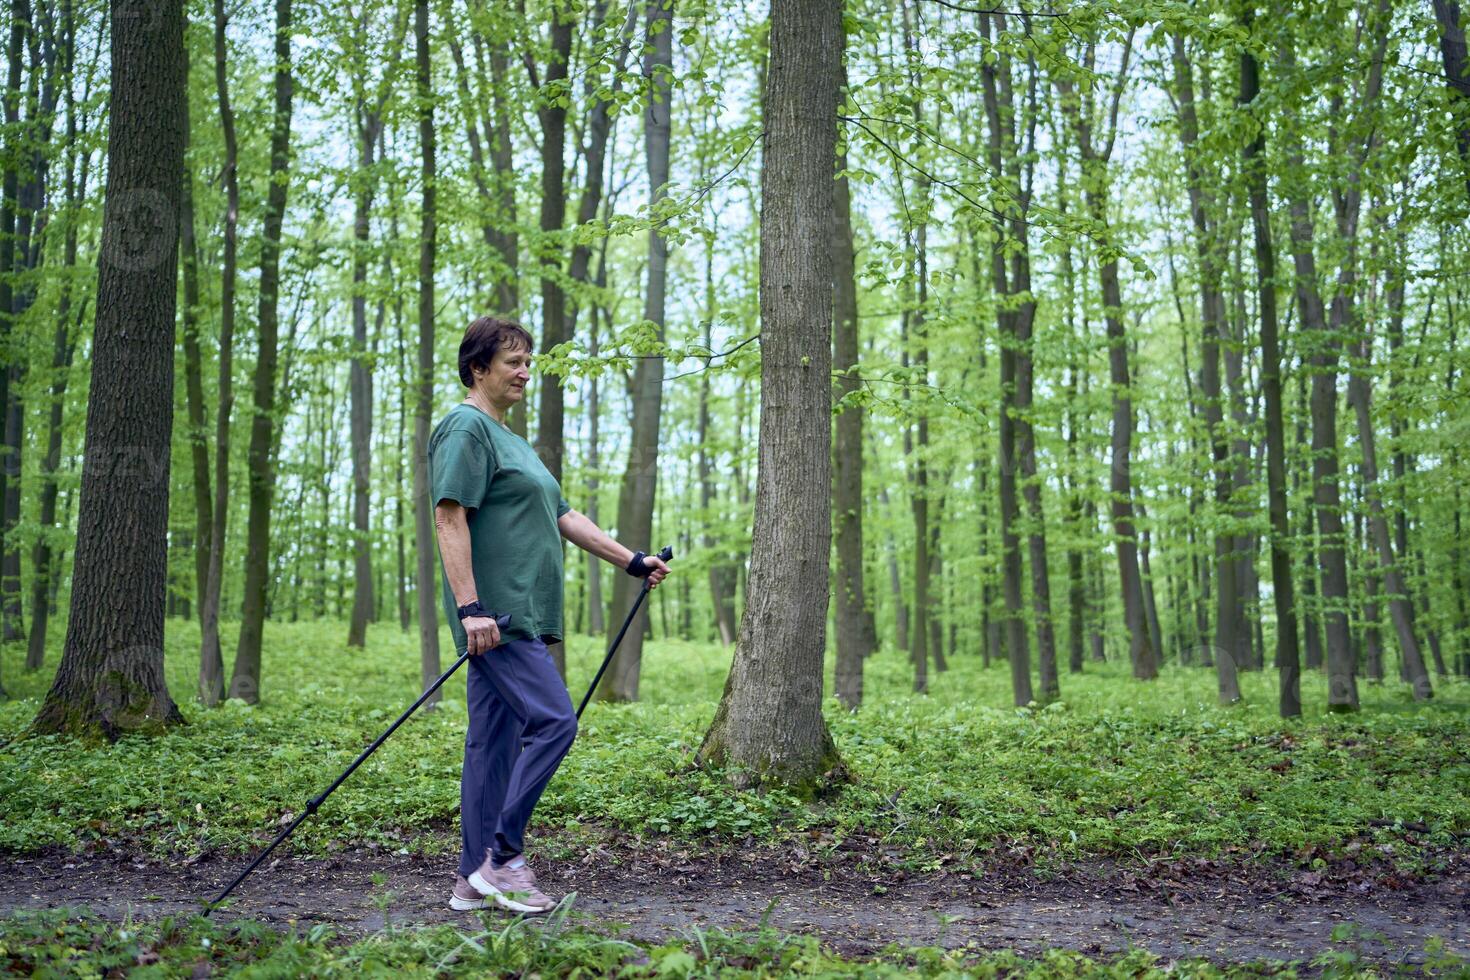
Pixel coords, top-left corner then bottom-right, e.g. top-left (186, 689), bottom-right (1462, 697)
top-left (467, 870), bottom-right (553, 914)
top-left (449, 893), bottom-right (490, 911)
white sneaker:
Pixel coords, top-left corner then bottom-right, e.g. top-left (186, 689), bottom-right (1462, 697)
top-left (467, 854), bottom-right (555, 913)
top-left (449, 874), bottom-right (490, 911)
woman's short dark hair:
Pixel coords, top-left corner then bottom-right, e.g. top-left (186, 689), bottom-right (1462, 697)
top-left (458, 316), bottom-right (534, 388)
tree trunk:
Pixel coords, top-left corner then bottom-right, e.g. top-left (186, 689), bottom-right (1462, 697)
top-left (532, 5), bottom-right (573, 483)
top-left (347, 100), bottom-right (381, 647)
top-left (26, 5), bottom-right (85, 671)
top-left (345, 12), bottom-right (400, 648)
top-left (878, 481), bottom-right (908, 652)
top-left (412, 0), bottom-right (441, 702)
top-left (0, 0), bottom-right (21, 679)
top-left (834, 88), bottom-right (864, 705)
top-left (229, 0), bottom-right (293, 704)
top-left (600, 0), bottom-right (672, 702)
top-left (1278, 31), bottom-right (1366, 711)
top-left (1225, 277), bottom-right (1257, 672)
top-left (31, 0), bottom-right (187, 736)
top-left (1170, 36), bottom-right (1239, 699)
top-left (1346, 319), bottom-right (1433, 699)
top-left (1431, 0), bottom-right (1470, 203)
top-left (699, 0), bottom-right (842, 793)
top-left (979, 16), bottom-right (1033, 706)
top-left (700, 239), bottom-right (735, 646)
top-left (1058, 43), bottom-right (1155, 681)
top-left (1015, 235), bottom-right (1058, 701)
top-left (1238, 13), bottom-right (1301, 715)
top-left (197, 0), bottom-right (238, 705)
top-left (394, 247), bottom-right (410, 632)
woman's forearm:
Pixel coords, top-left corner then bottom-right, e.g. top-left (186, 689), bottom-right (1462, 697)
top-left (434, 502), bottom-right (479, 607)
top-left (557, 508), bottom-right (635, 568)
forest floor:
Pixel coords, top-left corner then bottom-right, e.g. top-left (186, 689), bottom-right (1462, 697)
top-left (3, 833), bottom-right (1468, 971)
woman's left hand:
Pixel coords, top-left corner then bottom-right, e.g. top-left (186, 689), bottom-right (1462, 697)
top-left (641, 554), bottom-right (671, 588)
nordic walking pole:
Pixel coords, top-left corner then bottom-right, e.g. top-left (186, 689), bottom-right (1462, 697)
top-left (577, 546), bottom-right (673, 719)
top-left (203, 613), bottom-right (512, 915)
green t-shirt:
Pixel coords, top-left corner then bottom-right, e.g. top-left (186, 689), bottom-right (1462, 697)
top-left (429, 403), bottom-right (571, 648)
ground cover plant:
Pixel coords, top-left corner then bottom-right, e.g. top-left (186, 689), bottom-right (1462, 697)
top-left (3, 621), bottom-right (1467, 869)
top-left (2, 904), bottom-right (1464, 978)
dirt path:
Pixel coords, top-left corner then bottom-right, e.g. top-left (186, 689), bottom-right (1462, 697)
top-left (3, 846), bottom-right (1467, 969)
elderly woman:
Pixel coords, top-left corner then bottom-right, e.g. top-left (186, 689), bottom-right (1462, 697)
top-left (431, 316), bottom-right (669, 914)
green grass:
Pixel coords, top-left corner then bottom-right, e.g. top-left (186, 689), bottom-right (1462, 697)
top-left (2, 620), bottom-right (1468, 864)
top-left (2, 905), bottom-right (1462, 978)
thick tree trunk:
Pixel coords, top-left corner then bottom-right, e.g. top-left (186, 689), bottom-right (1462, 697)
top-left (197, 0), bottom-right (238, 705)
top-left (229, 0), bottom-right (293, 704)
top-left (412, 0), bottom-right (441, 701)
top-left (32, 0), bottom-right (187, 736)
top-left (600, 0), bottom-right (672, 702)
top-left (699, 0), bottom-right (842, 793)
top-left (1238, 15), bottom-right (1301, 715)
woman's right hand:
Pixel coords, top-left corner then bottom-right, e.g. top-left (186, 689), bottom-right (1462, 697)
top-left (464, 615), bottom-right (501, 655)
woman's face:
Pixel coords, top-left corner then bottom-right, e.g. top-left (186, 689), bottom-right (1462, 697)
top-left (477, 343), bottom-right (532, 408)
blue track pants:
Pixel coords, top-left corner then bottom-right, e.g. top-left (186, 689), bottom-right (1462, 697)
top-left (457, 636), bottom-right (577, 876)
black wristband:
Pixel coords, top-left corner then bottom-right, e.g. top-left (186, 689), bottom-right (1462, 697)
top-left (457, 599), bottom-right (488, 620)
top-left (626, 550), bottom-right (652, 577)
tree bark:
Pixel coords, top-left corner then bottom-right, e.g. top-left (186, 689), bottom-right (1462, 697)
top-left (600, 0), bottom-right (673, 702)
top-left (1238, 13), bottom-right (1301, 715)
top-left (31, 0), bottom-right (187, 736)
top-left (412, 0), bottom-right (441, 701)
top-left (1278, 32), bottom-right (1364, 711)
top-left (27, 2), bottom-right (85, 671)
top-left (980, 14), bottom-right (1033, 706)
top-left (346, 11), bottom-right (403, 648)
top-left (1, 0), bottom-right (32, 647)
top-left (197, 0), bottom-right (238, 705)
top-left (1431, 0), bottom-right (1470, 204)
top-left (831, 133), bottom-right (874, 696)
top-left (531, 4), bottom-right (573, 483)
top-left (700, 237), bottom-right (735, 646)
top-left (446, 1), bottom-right (518, 317)
top-left (179, 37), bottom-right (209, 629)
top-left (1346, 307), bottom-right (1433, 699)
top-left (1058, 37), bottom-right (1155, 680)
top-left (229, 0), bottom-right (293, 703)
top-left (699, 0), bottom-right (842, 793)
top-left (1171, 35), bottom-right (1240, 699)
